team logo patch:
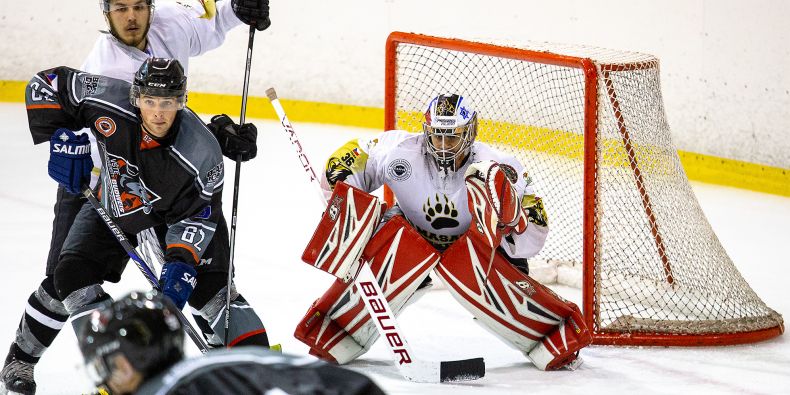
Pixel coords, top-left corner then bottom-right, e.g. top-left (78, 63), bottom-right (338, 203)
top-left (194, 205), bottom-right (211, 220)
top-left (95, 116), bottom-right (116, 137)
top-left (515, 280), bottom-right (536, 296)
top-left (81, 74), bottom-right (105, 96)
top-left (423, 194), bottom-right (459, 230)
top-left (386, 159), bottom-right (412, 181)
top-left (522, 194), bottom-right (548, 227)
top-left (328, 195), bottom-right (344, 222)
top-left (105, 153), bottom-right (161, 216)
top-left (45, 74), bottom-right (58, 92)
top-left (206, 163), bottom-right (223, 186)
top-left (522, 170), bottom-right (533, 186)
top-left (326, 157), bottom-right (352, 188)
top-left (436, 96), bottom-right (456, 117)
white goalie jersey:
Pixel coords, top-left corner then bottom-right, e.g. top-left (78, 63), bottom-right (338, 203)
top-left (324, 130), bottom-right (549, 259)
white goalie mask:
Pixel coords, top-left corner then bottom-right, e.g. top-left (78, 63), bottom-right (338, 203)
top-left (423, 94), bottom-right (478, 172)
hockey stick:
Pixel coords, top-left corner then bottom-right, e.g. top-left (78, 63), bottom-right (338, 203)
top-left (224, 25), bottom-right (256, 346)
top-left (265, 88), bottom-right (485, 383)
top-left (81, 187), bottom-right (210, 353)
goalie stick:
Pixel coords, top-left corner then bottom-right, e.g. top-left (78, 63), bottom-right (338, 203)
top-left (265, 88), bottom-right (485, 383)
top-left (82, 187), bottom-right (211, 354)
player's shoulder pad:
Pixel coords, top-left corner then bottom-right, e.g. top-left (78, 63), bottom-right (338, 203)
top-left (27, 67), bottom-right (136, 120)
top-left (173, 109), bottom-right (224, 190)
top-left (73, 73), bottom-right (136, 118)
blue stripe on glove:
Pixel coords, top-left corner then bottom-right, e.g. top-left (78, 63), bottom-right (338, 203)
top-left (48, 128), bottom-right (92, 194)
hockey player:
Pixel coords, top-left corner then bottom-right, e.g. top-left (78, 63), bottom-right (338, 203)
top-left (4, 59), bottom-right (252, 395)
top-left (295, 94), bottom-right (591, 371)
top-left (1, 1), bottom-right (270, 393)
top-left (78, 290), bottom-right (384, 395)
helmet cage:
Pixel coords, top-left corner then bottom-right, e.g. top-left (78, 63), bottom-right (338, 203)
top-left (423, 112), bottom-right (477, 171)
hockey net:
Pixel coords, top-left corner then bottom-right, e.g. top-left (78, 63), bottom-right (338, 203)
top-left (384, 32), bottom-right (783, 346)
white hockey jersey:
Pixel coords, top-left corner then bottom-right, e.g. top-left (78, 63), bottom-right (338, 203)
top-left (81, 0), bottom-right (242, 78)
top-left (325, 130), bottom-right (549, 259)
top-left (79, 1), bottom-right (242, 185)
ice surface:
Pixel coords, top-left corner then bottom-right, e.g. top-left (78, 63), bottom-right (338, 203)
top-left (0, 103), bottom-right (787, 394)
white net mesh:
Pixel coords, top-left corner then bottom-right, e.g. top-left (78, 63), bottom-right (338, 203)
top-left (387, 34), bottom-right (783, 343)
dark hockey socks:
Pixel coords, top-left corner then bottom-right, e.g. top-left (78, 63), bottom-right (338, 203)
top-left (5, 278), bottom-right (69, 365)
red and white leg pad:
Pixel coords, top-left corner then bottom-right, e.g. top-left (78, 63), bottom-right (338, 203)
top-left (302, 181), bottom-right (386, 282)
top-left (526, 302), bottom-right (589, 370)
top-left (294, 215), bottom-right (440, 364)
top-left (436, 229), bottom-right (592, 370)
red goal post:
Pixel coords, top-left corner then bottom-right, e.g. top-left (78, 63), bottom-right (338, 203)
top-left (383, 31), bottom-right (783, 346)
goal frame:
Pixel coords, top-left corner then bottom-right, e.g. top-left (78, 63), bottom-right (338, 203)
top-left (383, 31), bottom-right (784, 346)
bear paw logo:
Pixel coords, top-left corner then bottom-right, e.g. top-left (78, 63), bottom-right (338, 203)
top-left (423, 194), bottom-right (459, 230)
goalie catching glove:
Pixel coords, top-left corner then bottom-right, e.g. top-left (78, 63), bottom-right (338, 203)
top-left (207, 114), bottom-right (258, 162)
top-left (464, 160), bottom-right (529, 247)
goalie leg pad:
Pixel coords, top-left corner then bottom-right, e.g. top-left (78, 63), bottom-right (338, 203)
top-left (301, 181), bottom-right (386, 282)
top-left (526, 302), bottom-right (590, 370)
top-left (436, 231), bottom-right (591, 367)
top-left (294, 215), bottom-right (440, 364)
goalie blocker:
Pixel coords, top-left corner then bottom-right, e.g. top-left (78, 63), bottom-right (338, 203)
top-left (296, 173), bottom-right (591, 371)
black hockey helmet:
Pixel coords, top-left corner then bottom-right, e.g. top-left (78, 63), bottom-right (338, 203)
top-left (130, 57), bottom-right (187, 110)
top-left (78, 290), bottom-right (184, 384)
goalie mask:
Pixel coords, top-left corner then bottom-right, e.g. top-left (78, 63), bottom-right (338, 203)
top-left (423, 94), bottom-right (478, 172)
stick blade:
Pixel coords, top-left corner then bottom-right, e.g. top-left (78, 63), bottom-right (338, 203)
top-left (440, 357), bottom-right (485, 382)
top-left (399, 358), bottom-right (485, 383)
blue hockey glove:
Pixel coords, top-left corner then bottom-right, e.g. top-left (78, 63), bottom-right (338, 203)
top-left (159, 261), bottom-right (197, 310)
top-left (48, 128), bottom-right (92, 194)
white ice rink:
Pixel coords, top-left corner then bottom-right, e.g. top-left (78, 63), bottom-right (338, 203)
top-left (0, 102), bottom-right (788, 394)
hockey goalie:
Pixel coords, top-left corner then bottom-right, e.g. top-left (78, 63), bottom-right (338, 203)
top-left (294, 94), bottom-right (592, 371)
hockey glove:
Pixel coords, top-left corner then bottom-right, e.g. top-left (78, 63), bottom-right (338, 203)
top-left (231, 0), bottom-right (271, 31)
top-left (159, 261), bottom-right (197, 310)
top-left (48, 128), bottom-right (93, 194)
top-left (207, 114), bottom-right (258, 162)
top-left (465, 161), bottom-right (529, 237)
